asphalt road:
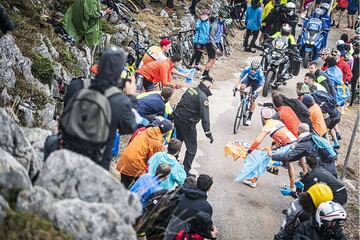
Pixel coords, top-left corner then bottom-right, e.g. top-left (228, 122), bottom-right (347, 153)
top-left (185, 28), bottom-right (344, 239)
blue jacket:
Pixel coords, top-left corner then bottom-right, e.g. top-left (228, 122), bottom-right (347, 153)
top-left (193, 20), bottom-right (210, 44)
top-left (245, 5), bottom-right (262, 31)
top-left (148, 151), bottom-right (186, 190)
top-left (135, 93), bottom-right (165, 119)
top-left (347, 0), bottom-right (359, 12)
top-left (325, 66), bottom-right (349, 106)
top-left (130, 173), bottom-right (163, 206)
top-left (240, 67), bottom-right (265, 85)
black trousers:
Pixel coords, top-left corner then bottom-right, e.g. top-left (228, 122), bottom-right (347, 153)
top-left (121, 173), bottom-right (138, 189)
top-left (243, 29), bottom-right (259, 48)
top-left (189, 0), bottom-right (200, 15)
top-left (349, 75), bottom-right (359, 106)
top-left (174, 117), bottom-right (197, 173)
top-left (190, 44), bottom-right (205, 66)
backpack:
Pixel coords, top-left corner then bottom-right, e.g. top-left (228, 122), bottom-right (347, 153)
top-left (60, 79), bottom-right (120, 161)
top-left (311, 134), bottom-right (337, 163)
top-left (311, 90), bottom-right (337, 114)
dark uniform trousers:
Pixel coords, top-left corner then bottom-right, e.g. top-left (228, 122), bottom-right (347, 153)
top-left (174, 117), bottom-right (197, 173)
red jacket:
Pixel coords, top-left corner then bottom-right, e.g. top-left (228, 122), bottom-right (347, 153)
top-left (321, 58), bottom-right (352, 83)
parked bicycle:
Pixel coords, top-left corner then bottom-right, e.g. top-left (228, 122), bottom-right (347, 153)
top-left (233, 87), bottom-right (254, 134)
top-left (216, 33), bottom-right (231, 60)
top-left (128, 30), bottom-right (150, 68)
top-left (223, 1), bottom-right (247, 30)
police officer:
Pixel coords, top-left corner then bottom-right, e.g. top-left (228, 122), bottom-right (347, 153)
top-left (173, 76), bottom-right (214, 175)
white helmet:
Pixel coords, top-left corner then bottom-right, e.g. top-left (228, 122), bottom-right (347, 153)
top-left (320, 3), bottom-right (330, 11)
top-left (285, 2), bottom-right (296, 9)
top-left (336, 40), bottom-right (345, 46)
top-left (316, 201), bottom-right (347, 227)
top-left (314, 8), bottom-right (325, 17)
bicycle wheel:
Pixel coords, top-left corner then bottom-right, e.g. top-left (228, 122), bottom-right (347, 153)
top-left (122, 0), bottom-right (139, 13)
top-left (242, 99), bottom-right (250, 126)
top-left (116, 3), bottom-right (135, 22)
top-left (233, 100), bottom-right (244, 134)
top-left (182, 41), bottom-right (193, 66)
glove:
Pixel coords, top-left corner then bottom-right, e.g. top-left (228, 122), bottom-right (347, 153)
top-left (294, 180), bottom-right (304, 190)
top-left (247, 149), bottom-right (252, 155)
top-left (205, 132), bottom-right (214, 144)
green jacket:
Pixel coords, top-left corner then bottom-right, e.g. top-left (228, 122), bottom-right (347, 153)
top-left (63, 0), bottom-right (102, 46)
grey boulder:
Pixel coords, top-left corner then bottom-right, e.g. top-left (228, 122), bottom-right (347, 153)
top-left (22, 127), bottom-right (52, 160)
top-left (35, 150), bottom-right (142, 223)
top-left (0, 195), bottom-right (9, 223)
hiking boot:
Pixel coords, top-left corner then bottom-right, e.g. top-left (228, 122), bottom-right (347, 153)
top-left (243, 179), bottom-right (256, 188)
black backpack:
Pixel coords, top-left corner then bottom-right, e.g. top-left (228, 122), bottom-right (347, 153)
top-left (282, 96), bottom-right (313, 130)
top-left (311, 90), bottom-right (337, 114)
top-left (60, 79), bottom-right (120, 161)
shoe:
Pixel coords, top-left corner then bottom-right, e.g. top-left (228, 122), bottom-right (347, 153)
top-left (244, 47), bottom-right (252, 52)
top-left (332, 140), bottom-right (340, 149)
top-left (194, 65), bottom-right (201, 70)
top-left (331, 21), bottom-right (336, 27)
top-left (336, 132), bottom-right (342, 140)
top-left (281, 73), bottom-right (291, 79)
top-left (244, 118), bottom-right (252, 126)
top-left (267, 166), bottom-right (279, 175)
top-left (336, 23), bottom-right (340, 28)
top-left (201, 74), bottom-right (210, 79)
top-left (186, 172), bottom-right (196, 178)
top-left (243, 179), bottom-right (256, 188)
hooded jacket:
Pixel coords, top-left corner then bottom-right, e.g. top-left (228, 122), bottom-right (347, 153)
top-left (148, 151), bottom-right (186, 190)
top-left (63, 48), bottom-right (137, 169)
top-left (314, 69), bottom-right (336, 97)
top-left (135, 93), bottom-right (166, 119)
top-left (164, 187), bottom-right (213, 240)
top-left (271, 133), bottom-right (337, 175)
top-left (245, 5), bottom-right (263, 31)
top-left (137, 59), bottom-right (174, 86)
top-left (117, 126), bottom-right (164, 177)
top-left (193, 19), bottom-right (210, 44)
top-left (322, 58), bottom-right (352, 83)
top-left (325, 66), bottom-right (349, 106)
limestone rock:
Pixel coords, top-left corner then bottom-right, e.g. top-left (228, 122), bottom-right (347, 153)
top-left (16, 186), bottom-right (54, 218)
top-left (160, 9), bottom-right (169, 17)
top-left (0, 87), bottom-right (12, 106)
top-left (37, 103), bottom-right (55, 127)
top-left (0, 195), bottom-right (9, 223)
top-left (35, 150), bottom-right (142, 223)
top-left (69, 46), bottom-right (90, 77)
top-left (22, 127), bottom-right (51, 160)
top-left (0, 108), bottom-right (43, 178)
top-left (0, 148), bottom-right (32, 201)
top-left (49, 199), bottom-right (137, 240)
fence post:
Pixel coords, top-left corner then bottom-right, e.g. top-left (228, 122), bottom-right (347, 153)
top-left (340, 110), bottom-right (360, 180)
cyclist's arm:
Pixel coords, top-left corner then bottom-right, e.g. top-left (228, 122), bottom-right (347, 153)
top-left (249, 131), bottom-right (268, 151)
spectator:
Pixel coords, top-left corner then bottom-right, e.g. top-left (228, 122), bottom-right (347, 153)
top-left (175, 212), bottom-right (216, 240)
top-left (135, 87), bottom-right (174, 121)
top-left (164, 174), bottom-right (216, 240)
top-left (330, 49), bottom-right (353, 83)
top-left (320, 48), bottom-right (331, 71)
top-left (349, 40), bottom-right (359, 107)
top-left (60, 47), bottom-right (137, 170)
top-left (130, 163), bottom-right (172, 206)
top-left (0, 4), bottom-right (16, 35)
top-left (303, 72), bottom-right (327, 92)
top-left (139, 38), bottom-right (172, 68)
top-left (332, 0), bottom-right (349, 28)
top-left (62, 0), bottom-right (112, 46)
top-left (244, 0), bottom-right (263, 53)
top-left (148, 138), bottom-right (186, 190)
top-left (136, 55), bottom-right (186, 92)
top-left (116, 119), bottom-right (173, 188)
top-left (261, 0), bottom-right (275, 40)
top-left (347, 0), bottom-right (358, 28)
top-left (301, 157), bottom-right (347, 205)
top-left (189, 0), bottom-right (201, 16)
top-left (308, 61), bottom-right (336, 97)
top-left (301, 94), bottom-right (328, 138)
top-left (272, 123), bottom-right (337, 176)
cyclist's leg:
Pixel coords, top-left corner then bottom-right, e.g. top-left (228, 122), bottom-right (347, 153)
top-left (248, 83), bottom-right (261, 120)
top-left (239, 77), bottom-right (250, 95)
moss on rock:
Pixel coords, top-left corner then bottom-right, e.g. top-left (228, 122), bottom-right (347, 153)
top-left (31, 54), bottom-right (55, 86)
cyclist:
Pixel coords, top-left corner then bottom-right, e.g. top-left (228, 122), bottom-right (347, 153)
top-left (233, 60), bottom-right (264, 126)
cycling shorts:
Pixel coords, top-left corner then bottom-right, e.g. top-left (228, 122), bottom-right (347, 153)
top-left (241, 77), bottom-right (262, 93)
top-left (205, 43), bottom-right (216, 59)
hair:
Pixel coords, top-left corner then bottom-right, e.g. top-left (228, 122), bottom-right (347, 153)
top-left (298, 123), bottom-right (310, 135)
top-left (340, 34), bottom-right (349, 43)
top-left (184, 176), bottom-right (197, 187)
top-left (171, 55), bottom-right (182, 63)
top-left (306, 156), bottom-right (319, 169)
top-left (308, 61), bottom-right (318, 67)
top-left (327, 57), bottom-right (337, 67)
top-left (155, 163), bottom-right (172, 179)
top-left (271, 91), bottom-right (280, 98)
top-left (305, 72), bottom-right (316, 81)
top-left (197, 174), bottom-right (213, 192)
top-left (167, 138), bottom-right (182, 155)
top-left (299, 192), bottom-right (316, 214)
top-left (272, 94), bottom-right (284, 108)
top-left (161, 87), bottom-right (174, 102)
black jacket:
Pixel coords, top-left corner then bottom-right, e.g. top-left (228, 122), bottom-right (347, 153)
top-left (271, 133), bottom-right (337, 175)
top-left (301, 167), bottom-right (347, 205)
top-left (174, 83), bottom-right (211, 132)
top-left (63, 50), bottom-right (137, 169)
top-left (314, 69), bottom-right (336, 97)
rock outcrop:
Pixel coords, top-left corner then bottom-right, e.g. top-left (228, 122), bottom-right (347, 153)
top-left (0, 195), bottom-right (10, 223)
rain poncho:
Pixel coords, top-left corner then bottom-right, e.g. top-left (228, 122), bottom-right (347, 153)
top-left (235, 145), bottom-right (292, 182)
top-left (325, 66), bottom-right (349, 106)
top-left (63, 0), bottom-right (102, 46)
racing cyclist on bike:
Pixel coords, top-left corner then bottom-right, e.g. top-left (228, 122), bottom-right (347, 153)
top-left (233, 60), bottom-right (264, 126)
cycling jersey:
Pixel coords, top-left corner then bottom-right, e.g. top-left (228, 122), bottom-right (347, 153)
top-left (240, 67), bottom-right (265, 85)
top-left (262, 119), bottom-right (297, 146)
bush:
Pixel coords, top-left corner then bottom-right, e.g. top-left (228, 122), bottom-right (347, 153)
top-left (31, 54), bottom-right (54, 86)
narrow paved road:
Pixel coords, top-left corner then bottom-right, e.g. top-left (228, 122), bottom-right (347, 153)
top-left (186, 28), bottom-right (344, 239)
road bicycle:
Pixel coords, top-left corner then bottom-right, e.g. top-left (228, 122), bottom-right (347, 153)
top-left (223, 1), bottom-right (247, 30)
top-left (233, 86), bottom-right (254, 134)
top-left (216, 34), bottom-right (231, 60)
top-left (128, 30), bottom-right (150, 68)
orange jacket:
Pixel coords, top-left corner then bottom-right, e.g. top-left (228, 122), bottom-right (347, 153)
top-left (116, 127), bottom-right (164, 177)
top-left (309, 103), bottom-right (328, 137)
top-left (137, 59), bottom-right (174, 86)
top-left (277, 106), bottom-right (301, 138)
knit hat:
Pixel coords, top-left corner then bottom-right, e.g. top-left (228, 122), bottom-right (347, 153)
top-left (261, 107), bottom-right (275, 119)
top-left (302, 94), bottom-right (315, 107)
top-left (159, 119), bottom-right (173, 133)
top-left (160, 38), bottom-right (171, 47)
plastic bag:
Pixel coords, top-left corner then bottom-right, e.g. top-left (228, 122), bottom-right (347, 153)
top-left (176, 66), bottom-right (196, 83)
top-left (112, 130), bottom-right (120, 157)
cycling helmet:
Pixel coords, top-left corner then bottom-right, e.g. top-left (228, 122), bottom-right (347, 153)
top-left (201, 9), bottom-right (210, 16)
top-left (316, 201), bottom-right (347, 227)
top-left (320, 48), bottom-right (331, 55)
top-left (281, 23), bottom-right (292, 36)
top-left (314, 8), bottom-right (325, 17)
top-left (307, 183), bottom-right (333, 208)
top-left (336, 40), bottom-right (345, 46)
top-left (331, 49), bottom-right (341, 57)
top-left (250, 60), bottom-right (261, 70)
top-left (320, 3), bottom-right (330, 11)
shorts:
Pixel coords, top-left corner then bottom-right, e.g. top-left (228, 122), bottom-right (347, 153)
top-left (347, 9), bottom-right (358, 15)
top-left (136, 74), bottom-right (155, 92)
top-left (335, 5), bottom-right (346, 11)
top-left (241, 77), bottom-right (262, 93)
top-left (205, 42), bottom-right (216, 59)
